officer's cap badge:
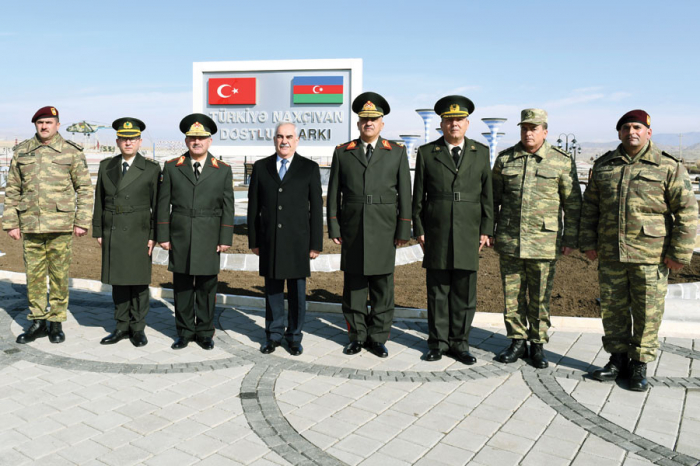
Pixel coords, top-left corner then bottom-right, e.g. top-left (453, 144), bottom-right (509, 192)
top-left (124, 121), bottom-right (133, 129)
top-left (51, 107), bottom-right (57, 116)
top-left (363, 101), bottom-right (377, 112)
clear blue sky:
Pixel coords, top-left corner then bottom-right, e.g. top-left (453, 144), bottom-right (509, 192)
top-left (1, 0), bottom-right (698, 146)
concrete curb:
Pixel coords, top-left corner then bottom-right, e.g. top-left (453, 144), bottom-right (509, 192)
top-left (1, 269), bottom-right (698, 336)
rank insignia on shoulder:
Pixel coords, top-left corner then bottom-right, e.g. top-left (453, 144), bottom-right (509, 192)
top-left (382, 140), bottom-right (391, 150)
top-left (175, 156), bottom-right (186, 166)
top-left (211, 157), bottom-right (219, 168)
top-left (347, 141), bottom-right (357, 150)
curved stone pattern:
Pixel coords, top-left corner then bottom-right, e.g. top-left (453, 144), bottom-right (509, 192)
top-left (1, 281), bottom-right (699, 465)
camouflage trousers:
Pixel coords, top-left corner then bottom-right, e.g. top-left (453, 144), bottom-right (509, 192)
top-left (499, 255), bottom-right (556, 343)
top-left (22, 233), bottom-right (73, 322)
top-left (598, 260), bottom-right (668, 363)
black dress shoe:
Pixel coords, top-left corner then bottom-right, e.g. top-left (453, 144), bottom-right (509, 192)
top-left (129, 331), bottom-right (148, 347)
top-left (343, 341), bottom-right (363, 355)
top-left (261, 340), bottom-right (280, 354)
top-left (591, 352), bottom-right (629, 381)
top-left (425, 349), bottom-right (443, 361)
top-left (101, 329), bottom-right (129, 345)
top-left (366, 342), bottom-right (388, 358)
top-left (628, 360), bottom-right (648, 392)
top-left (196, 336), bottom-right (215, 350)
top-left (498, 339), bottom-right (528, 363)
top-left (171, 336), bottom-right (191, 350)
top-left (16, 320), bottom-right (47, 344)
top-left (288, 343), bottom-right (303, 356)
top-left (449, 348), bottom-right (477, 365)
top-left (48, 322), bottom-right (65, 344)
top-left (529, 343), bottom-right (549, 369)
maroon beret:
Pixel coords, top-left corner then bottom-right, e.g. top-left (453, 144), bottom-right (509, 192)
top-left (31, 106), bottom-right (59, 123)
top-left (616, 109), bottom-right (650, 131)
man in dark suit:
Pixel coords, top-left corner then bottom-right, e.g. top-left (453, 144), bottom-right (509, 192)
top-left (412, 95), bottom-right (493, 365)
top-left (327, 92), bottom-right (412, 358)
top-left (247, 122), bottom-right (323, 356)
top-left (157, 114), bottom-right (235, 350)
top-left (93, 117), bottom-right (160, 347)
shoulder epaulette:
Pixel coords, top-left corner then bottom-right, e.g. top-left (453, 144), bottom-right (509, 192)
top-left (472, 140), bottom-right (488, 149)
top-left (661, 151), bottom-right (681, 162)
top-left (167, 156), bottom-right (184, 164)
top-left (65, 139), bottom-right (84, 151)
top-left (593, 150), bottom-right (615, 165)
top-left (12, 138), bottom-right (32, 152)
top-left (213, 157), bottom-right (228, 167)
top-left (551, 146), bottom-right (571, 157)
top-left (498, 146), bottom-right (515, 157)
top-left (99, 156), bottom-right (113, 164)
top-left (144, 157), bottom-right (160, 165)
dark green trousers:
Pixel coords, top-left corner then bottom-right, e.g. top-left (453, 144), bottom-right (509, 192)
top-left (112, 284), bottom-right (150, 332)
top-left (173, 273), bottom-right (217, 339)
top-left (426, 268), bottom-right (476, 352)
top-left (342, 272), bottom-right (394, 344)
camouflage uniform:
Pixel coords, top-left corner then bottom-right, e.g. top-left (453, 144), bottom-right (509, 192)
top-left (1, 133), bottom-right (93, 322)
top-left (580, 141), bottom-right (698, 362)
top-left (493, 140), bottom-right (582, 342)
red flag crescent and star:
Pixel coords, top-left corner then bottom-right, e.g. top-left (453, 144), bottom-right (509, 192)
top-left (292, 76), bottom-right (344, 104)
top-left (208, 77), bottom-right (257, 105)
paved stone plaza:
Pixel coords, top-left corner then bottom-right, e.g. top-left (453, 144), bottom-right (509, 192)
top-left (1, 277), bottom-right (699, 466)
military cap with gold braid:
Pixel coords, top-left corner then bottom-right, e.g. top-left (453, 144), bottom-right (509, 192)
top-left (180, 113), bottom-right (217, 137)
top-left (434, 95), bottom-right (475, 118)
top-left (352, 92), bottom-right (390, 118)
top-left (112, 117), bottom-right (146, 137)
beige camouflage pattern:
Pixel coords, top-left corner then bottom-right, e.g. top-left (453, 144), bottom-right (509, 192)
top-left (579, 141), bottom-right (698, 264)
top-left (499, 256), bottom-right (556, 343)
top-left (2, 133), bottom-right (93, 233)
top-left (598, 260), bottom-right (668, 363)
top-left (23, 233), bottom-right (73, 322)
top-left (493, 140), bottom-right (582, 259)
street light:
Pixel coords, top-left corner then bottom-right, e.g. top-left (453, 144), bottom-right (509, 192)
top-left (415, 109), bottom-right (434, 145)
top-left (557, 133), bottom-right (581, 161)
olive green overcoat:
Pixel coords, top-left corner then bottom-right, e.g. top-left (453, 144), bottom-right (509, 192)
top-left (327, 137), bottom-right (412, 275)
top-left (412, 137), bottom-right (493, 271)
top-left (156, 153), bottom-right (235, 276)
top-left (92, 153), bottom-right (161, 285)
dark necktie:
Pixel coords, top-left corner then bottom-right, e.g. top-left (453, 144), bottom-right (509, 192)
top-left (193, 162), bottom-right (201, 180)
top-left (452, 146), bottom-right (461, 167)
top-left (366, 144), bottom-right (373, 163)
top-left (279, 158), bottom-right (288, 179)
top-left (122, 161), bottom-right (128, 177)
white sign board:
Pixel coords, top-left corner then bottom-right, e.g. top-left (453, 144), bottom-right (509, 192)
top-left (193, 59), bottom-right (362, 159)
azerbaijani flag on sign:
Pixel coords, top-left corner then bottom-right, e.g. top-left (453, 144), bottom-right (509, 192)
top-left (292, 76), bottom-right (344, 104)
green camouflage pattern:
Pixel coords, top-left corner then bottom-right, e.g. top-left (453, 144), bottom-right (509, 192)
top-left (499, 255), bottom-right (556, 343)
top-left (579, 141), bottom-right (698, 264)
top-left (598, 260), bottom-right (668, 362)
top-left (2, 133), bottom-right (93, 233)
top-left (22, 233), bottom-right (73, 322)
top-left (493, 140), bottom-right (582, 259)
top-left (518, 108), bottom-right (548, 126)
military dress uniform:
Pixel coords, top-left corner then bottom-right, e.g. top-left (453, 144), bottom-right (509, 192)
top-left (2, 106), bottom-right (93, 343)
top-left (93, 118), bottom-right (160, 346)
top-left (412, 96), bottom-right (493, 364)
top-left (581, 133), bottom-right (697, 386)
top-left (327, 92), bottom-right (412, 356)
top-left (492, 110), bottom-right (582, 367)
top-left (156, 114), bottom-right (235, 350)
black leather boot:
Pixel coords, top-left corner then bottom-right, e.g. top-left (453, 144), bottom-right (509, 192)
top-left (48, 322), bottom-right (65, 344)
top-left (498, 339), bottom-right (528, 363)
top-left (530, 343), bottom-right (549, 369)
top-left (16, 320), bottom-right (48, 344)
top-left (591, 352), bottom-right (629, 381)
top-left (628, 360), bottom-right (648, 392)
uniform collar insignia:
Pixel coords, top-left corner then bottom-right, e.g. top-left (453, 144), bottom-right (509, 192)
top-left (175, 155), bottom-right (186, 166)
top-left (346, 141), bottom-right (357, 150)
top-left (382, 140), bottom-right (391, 150)
top-left (211, 157), bottom-right (219, 168)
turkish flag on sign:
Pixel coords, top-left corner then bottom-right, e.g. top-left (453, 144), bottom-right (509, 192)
top-left (208, 77), bottom-right (257, 105)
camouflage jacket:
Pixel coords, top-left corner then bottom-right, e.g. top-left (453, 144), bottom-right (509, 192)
top-left (2, 133), bottom-right (93, 233)
top-left (579, 141), bottom-right (698, 265)
top-left (492, 140), bottom-right (582, 259)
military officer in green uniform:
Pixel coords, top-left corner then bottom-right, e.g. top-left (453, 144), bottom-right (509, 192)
top-left (492, 109), bottom-right (582, 368)
top-left (93, 118), bottom-right (160, 347)
top-left (580, 110), bottom-right (697, 391)
top-left (157, 114), bottom-right (234, 350)
top-left (327, 92), bottom-right (412, 358)
top-left (412, 96), bottom-right (493, 365)
top-left (2, 106), bottom-right (93, 344)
